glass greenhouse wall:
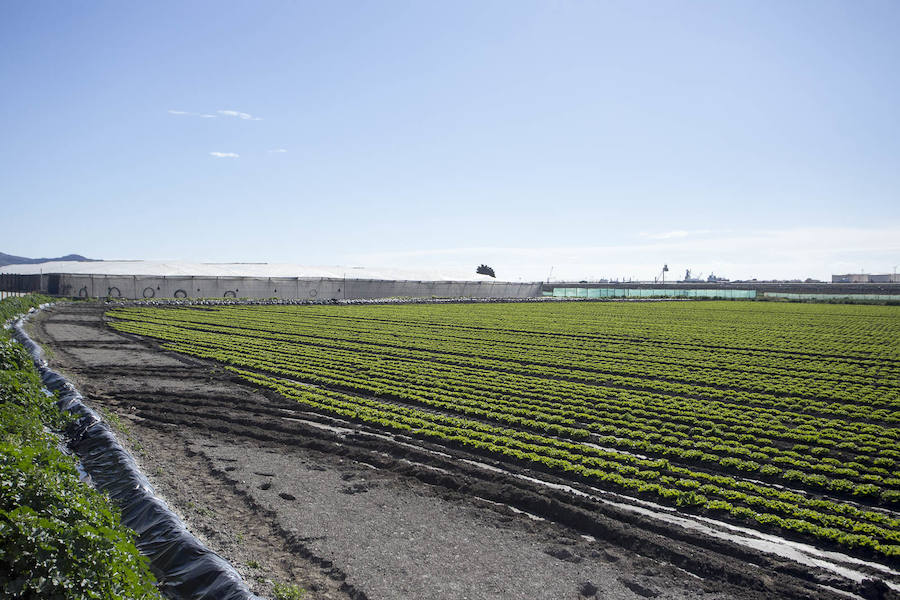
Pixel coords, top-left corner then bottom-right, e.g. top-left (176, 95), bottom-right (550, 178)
top-left (761, 292), bottom-right (900, 302)
top-left (543, 288), bottom-right (757, 299)
top-left (541, 288), bottom-right (900, 302)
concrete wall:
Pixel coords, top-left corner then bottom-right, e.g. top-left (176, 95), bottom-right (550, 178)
top-left (50, 274), bottom-right (543, 300)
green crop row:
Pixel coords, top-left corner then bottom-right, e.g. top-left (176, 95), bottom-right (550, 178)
top-left (108, 308), bottom-right (900, 512)
top-left (228, 367), bottom-right (900, 559)
top-left (106, 310), bottom-right (900, 450)
top-left (109, 304), bottom-right (900, 411)
top-left (108, 315), bottom-right (899, 485)
top-left (106, 301), bottom-right (900, 564)
top-left (159, 332), bottom-right (896, 496)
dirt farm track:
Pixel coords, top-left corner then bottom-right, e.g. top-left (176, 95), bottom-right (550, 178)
top-left (28, 302), bottom-right (897, 600)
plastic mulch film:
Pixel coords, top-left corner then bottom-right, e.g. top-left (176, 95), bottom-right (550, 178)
top-left (12, 312), bottom-right (260, 600)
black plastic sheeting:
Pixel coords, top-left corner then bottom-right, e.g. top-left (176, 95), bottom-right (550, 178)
top-left (12, 309), bottom-right (261, 600)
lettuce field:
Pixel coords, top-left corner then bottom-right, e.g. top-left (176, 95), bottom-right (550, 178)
top-left (106, 301), bottom-right (900, 564)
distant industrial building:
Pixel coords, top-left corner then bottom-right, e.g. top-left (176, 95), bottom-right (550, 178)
top-left (832, 273), bottom-right (900, 283)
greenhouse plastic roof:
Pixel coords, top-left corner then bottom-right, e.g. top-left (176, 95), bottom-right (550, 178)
top-left (0, 260), bottom-right (504, 281)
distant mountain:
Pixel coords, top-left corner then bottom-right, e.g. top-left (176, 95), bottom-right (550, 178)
top-left (0, 252), bottom-right (98, 267)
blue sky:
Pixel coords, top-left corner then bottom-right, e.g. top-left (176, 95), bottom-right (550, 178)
top-left (2, 1), bottom-right (898, 281)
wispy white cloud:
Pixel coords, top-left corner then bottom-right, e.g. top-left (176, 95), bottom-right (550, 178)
top-left (217, 109), bottom-right (262, 121)
top-left (209, 151), bottom-right (239, 158)
top-left (639, 229), bottom-right (714, 240)
top-left (168, 109), bottom-right (217, 118)
top-left (268, 148), bottom-right (287, 153)
top-left (169, 109), bottom-right (261, 120)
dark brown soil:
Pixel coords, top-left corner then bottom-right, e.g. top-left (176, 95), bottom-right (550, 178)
top-left (27, 303), bottom-right (896, 600)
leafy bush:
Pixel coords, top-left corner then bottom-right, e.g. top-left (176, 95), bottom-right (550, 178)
top-left (0, 339), bottom-right (31, 371)
top-left (0, 294), bottom-right (52, 324)
top-left (273, 582), bottom-right (306, 599)
top-left (0, 296), bottom-right (162, 599)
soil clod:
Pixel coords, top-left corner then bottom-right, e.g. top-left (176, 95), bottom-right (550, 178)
top-left (543, 546), bottom-right (582, 563)
top-left (619, 578), bottom-right (660, 598)
top-left (578, 580), bottom-right (598, 597)
top-left (859, 578), bottom-right (891, 600)
top-left (341, 483), bottom-right (369, 495)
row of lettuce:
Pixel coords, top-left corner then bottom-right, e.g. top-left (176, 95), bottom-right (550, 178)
top-left (107, 302), bottom-right (900, 563)
top-left (1, 296), bottom-right (161, 599)
top-left (107, 305), bottom-right (900, 497)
